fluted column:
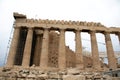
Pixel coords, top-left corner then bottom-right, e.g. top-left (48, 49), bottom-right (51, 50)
top-left (6, 27), bottom-right (20, 67)
top-left (58, 29), bottom-right (66, 69)
top-left (40, 29), bottom-right (49, 68)
top-left (22, 28), bottom-right (33, 67)
top-left (75, 30), bottom-right (84, 68)
top-left (104, 32), bottom-right (117, 69)
top-left (90, 31), bottom-right (101, 69)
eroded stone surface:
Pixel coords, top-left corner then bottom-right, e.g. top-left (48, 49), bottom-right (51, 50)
top-left (0, 67), bottom-right (120, 80)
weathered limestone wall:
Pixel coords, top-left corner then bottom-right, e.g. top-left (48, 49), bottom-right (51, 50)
top-left (48, 31), bottom-right (59, 67)
top-left (48, 31), bottom-right (76, 68)
top-left (66, 46), bottom-right (76, 68)
top-left (83, 56), bottom-right (93, 68)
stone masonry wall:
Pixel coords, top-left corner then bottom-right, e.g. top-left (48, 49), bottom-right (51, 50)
top-left (48, 31), bottom-right (76, 68)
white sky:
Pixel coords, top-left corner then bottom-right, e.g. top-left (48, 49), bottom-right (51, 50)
top-left (0, 0), bottom-right (120, 66)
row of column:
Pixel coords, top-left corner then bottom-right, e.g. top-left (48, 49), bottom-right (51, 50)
top-left (6, 27), bottom-right (119, 69)
top-left (75, 30), bottom-right (101, 69)
top-left (6, 27), bottom-right (65, 68)
top-left (76, 30), bottom-right (119, 69)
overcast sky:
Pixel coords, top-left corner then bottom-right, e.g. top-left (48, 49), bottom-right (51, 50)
top-left (0, 0), bottom-right (120, 66)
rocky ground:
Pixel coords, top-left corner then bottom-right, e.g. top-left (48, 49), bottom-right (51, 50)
top-left (0, 67), bottom-right (119, 80)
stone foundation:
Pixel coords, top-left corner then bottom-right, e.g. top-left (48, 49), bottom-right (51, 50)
top-left (0, 67), bottom-right (120, 80)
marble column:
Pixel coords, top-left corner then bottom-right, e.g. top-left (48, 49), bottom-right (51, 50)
top-left (90, 31), bottom-right (101, 69)
top-left (6, 27), bottom-right (20, 67)
top-left (104, 32), bottom-right (117, 69)
top-left (22, 28), bottom-right (33, 67)
top-left (33, 35), bottom-right (41, 66)
top-left (40, 29), bottom-right (49, 68)
top-left (75, 30), bottom-right (84, 68)
top-left (58, 29), bottom-right (66, 69)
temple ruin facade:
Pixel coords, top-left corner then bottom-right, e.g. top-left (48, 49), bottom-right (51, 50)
top-left (6, 13), bottom-right (120, 71)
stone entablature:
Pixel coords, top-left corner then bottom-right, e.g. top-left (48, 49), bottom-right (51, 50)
top-left (14, 13), bottom-right (120, 33)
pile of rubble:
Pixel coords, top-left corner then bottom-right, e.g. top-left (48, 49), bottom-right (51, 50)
top-left (0, 67), bottom-right (115, 80)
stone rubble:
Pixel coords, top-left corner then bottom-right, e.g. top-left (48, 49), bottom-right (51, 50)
top-left (0, 67), bottom-right (119, 80)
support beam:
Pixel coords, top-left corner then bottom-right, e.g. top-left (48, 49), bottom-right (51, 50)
top-left (58, 29), bottom-right (66, 69)
top-left (75, 30), bottom-right (84, 68)
top-left (6, 27), bottom-right (20, 67)
top-left (40, 29), bottom-right (49, 68)
top-left (104, 32), bottom-right (117, 69)
top-left (90, 31), bottom-right (101, 69)
top-left (22, 28), bottom-right (33, 67)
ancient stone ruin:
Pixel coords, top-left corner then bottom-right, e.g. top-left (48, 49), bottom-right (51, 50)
top-left (0, 12), bottom-right (120, 80)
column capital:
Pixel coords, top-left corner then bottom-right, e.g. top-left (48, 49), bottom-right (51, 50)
top-left (102, 31), bottom-right (111, 35)
top-left (104, 32), bottom-right (111, 41)
top-left (115, 32), bottom-right (120, 35)
top-left (43, 28), bottom-right (50, 32)
top-left (74, 29), bottom-right (82, 33)
top-left (28, 27), bottom-right (34, 30)
top-left (59, 29), bottom-right (66, 34)
top-left (115, 32), bottom-right (120, 44)
top-left (44, 28), bottom-right (49, 30)
top-left (59, 29), bottom-right (65, 32)
top-left (14, 27), bottom-right (21, 29)
top-left (35, 30), bottom-right (43, 35)
top-left (88, 30), bottom-right (96, 34)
